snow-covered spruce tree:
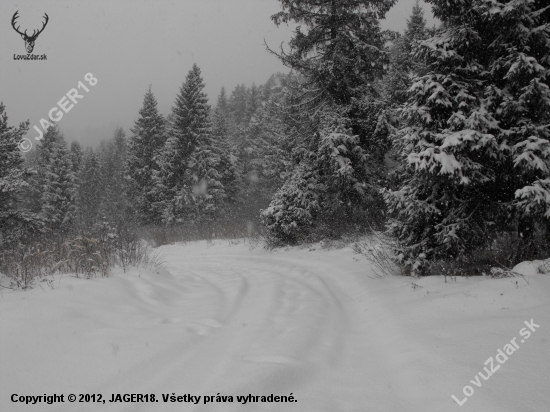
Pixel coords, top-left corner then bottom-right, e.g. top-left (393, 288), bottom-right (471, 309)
top-left (249, 98), bottom-right (291, 182)
top-left (242, 78), bottom-right (297, 186)
top-left (225, 81), bottom-right (286, 184)
top-left (21, 126), bottom-right (63, 216)
top-left (183, 133), bottom-right (226, 222)
top-left (382, 0), bottom-right (428, 107)
top-left (40, 132), bottom-right (78, 233)
top-left (100, 127), bottom-right (130, 225)
top-left (36, 126), bottom-right (60, 166)
top-left (233, 119), bottom-right (262, 179)
top-left (77, 148), bottom-right (103, 227)
top-left (0, 103), bottom-right (42, 246)
top-left (69, 141), bottom-right (83, 174)
top-left (262, 74), bottom-right (279, 102)
top-left (262, 108), bottom-right (384, 242)
top-left (212, 89), bottom-right (240, 203)
top-left (384, 0), bottom-right (550, 274)
top-left (263, 0), bottom-right (394, 243)
top-left (209, 75), bottom-right (296, 227)
top-left (246, 84), bottom-right (261, 124)
top-left (269, 0), bottom-right (396, 106)
top-left (380, 1), bottom-right (428, 176)
top-left (261, 161), bottom-right (322, 243)
top-left (155, 64), bottom-right (225, 224)
top-left (216, 87), bottom-right (230, 116)
top-left (229, 84), bottom-right (250, 126)
top-left (127, 86), bottom-right (166, 224)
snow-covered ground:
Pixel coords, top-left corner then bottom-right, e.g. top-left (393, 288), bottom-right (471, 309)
top-left (1, 240), bottom-right (549, 412)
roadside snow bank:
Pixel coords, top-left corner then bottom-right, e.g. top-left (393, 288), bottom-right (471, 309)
top-left (513, 259), bottom-right (550, 276)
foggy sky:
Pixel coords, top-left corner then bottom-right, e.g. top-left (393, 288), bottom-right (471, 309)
top-left (0, 0), bottom-right (437, 148)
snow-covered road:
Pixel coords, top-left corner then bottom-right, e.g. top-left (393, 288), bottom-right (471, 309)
top-left (1, 240), bottom-right (549, 411)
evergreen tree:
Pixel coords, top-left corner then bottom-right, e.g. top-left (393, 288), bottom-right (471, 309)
top-left (26, 126), bottom-right (63, 214)
top-left (101, 127), bottom-right (129, 225)
top-left (0, 103), bottom-right (41, 246)
top-left (216, 87), bottom-right (230, 117)
top-left (269, 0), bottom-right (397, 106)
top-left (36, 126), bottom-right (60, 167)
top-left (229, 84), bottom-right (250, 126)
top-left (69, 141), bottom-right (84, 174)
top-left (258, 93), bottom-right (295, 181)
top-left (405, 0), bottom-right (427, 42)
top-left (263, 2), bottom-right (395, 242)
top-left (384, 0), bottom-right (550, 274)
top-left (127, 86), bottom-right (166, 223)
top-left (77, 148), bottom-right (103, 227)
top-left (262, 161), bottom-right (321, 243)
top-left (383, 0), bottom-right (427, 107)
top-left (212, 89), bottom-right (240, 202)
top-left (262, 107), bottom-right (384, 242)
top-left (213, 88), bottom-right (231, 144)
top-left (262, 74), bottom-right (280, 102)
top-left (246, 83), bottom-right (261, 123)
top-left (156, 64), bottom-right (225, 223)
top-left (233, 121), bottom-right (261, 179)
top-left (241, 100), bottom-right (290, 182)
top-left (170, 64), bottom-right (212, 159)
top-left (40, 133), bottom-right (78, 233)
top-left (184, 135), bottom-right (226, 222)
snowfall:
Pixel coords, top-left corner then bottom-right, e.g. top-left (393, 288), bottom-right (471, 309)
top-left (1, 239), bottom-right (549, 412)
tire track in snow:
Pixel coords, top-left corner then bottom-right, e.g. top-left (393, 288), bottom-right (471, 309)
top-left (49, 242), bottom-right (413, 412)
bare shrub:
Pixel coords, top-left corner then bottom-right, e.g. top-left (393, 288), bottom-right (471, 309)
top-left (352, 231), bottom-right (402, 277)
top-left (0, 223), bottom-right (162, 289)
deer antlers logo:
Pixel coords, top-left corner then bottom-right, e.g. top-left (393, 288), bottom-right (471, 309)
top-left (11, 11), bottom-right (49, 54)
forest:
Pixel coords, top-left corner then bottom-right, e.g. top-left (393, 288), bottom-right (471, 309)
top-left (1, 0), bottom-right (550, 286)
